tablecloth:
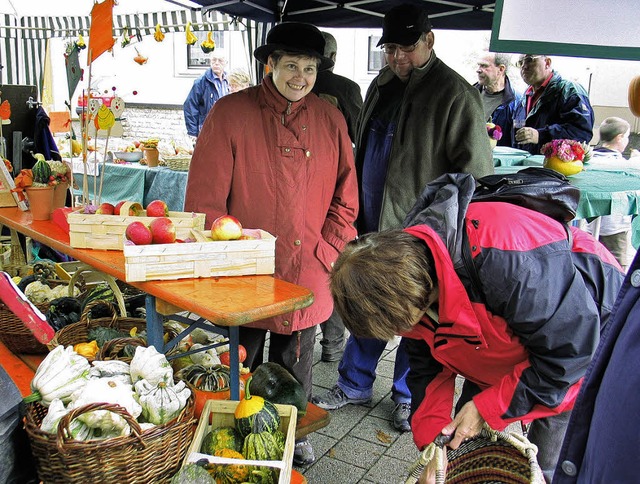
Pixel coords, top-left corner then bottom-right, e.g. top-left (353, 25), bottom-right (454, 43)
top-left (72, 163), bottom-right (188, 212)
top-left (492, 146), bottom-right (532, 167)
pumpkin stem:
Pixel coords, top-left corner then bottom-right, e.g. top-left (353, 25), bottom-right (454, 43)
top-left (22, 391), bottom-right (42, 404)
top-left (244, 376), bottom-right (252, 400)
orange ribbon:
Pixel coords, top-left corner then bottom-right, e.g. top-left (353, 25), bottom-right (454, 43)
top-left (11, 169), bottom-right (33, 201)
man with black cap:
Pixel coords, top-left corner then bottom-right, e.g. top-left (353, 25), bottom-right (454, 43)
top-left (313, 3), bottom-right (493, 433)
top-left (184, 21), bottom-right (359, 466)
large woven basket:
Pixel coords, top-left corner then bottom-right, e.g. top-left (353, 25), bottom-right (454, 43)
top-left (164, 154), bottom-right (191, 171)
top-left (24, 397), bottom-right (196, 483)
top-left (405, 426), bottom-right (544, 484)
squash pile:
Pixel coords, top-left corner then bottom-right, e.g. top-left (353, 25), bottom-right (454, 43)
top-left (25, 345), bottom-right (191, 440)
top-left (195, 378), bottom-right (287, 484)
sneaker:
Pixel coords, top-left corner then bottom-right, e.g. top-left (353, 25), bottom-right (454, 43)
top-left (393, 403), bottom-right (411, 432)
top-left (293, 436), bottom-right (315, 466)
top-left (311, 385), bottom-right (371, 410)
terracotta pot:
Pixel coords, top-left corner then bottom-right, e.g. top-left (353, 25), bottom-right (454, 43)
top-left (53, 182), bottom-right (69, 209)
top-left (144, 147), bottom-right (160, 167)
top-left (25, 186), bottom-right (54, 220)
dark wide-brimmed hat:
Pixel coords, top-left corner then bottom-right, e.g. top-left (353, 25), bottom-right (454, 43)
top-left (377, 4), bottom-right (432, 47)
top-left (254, 22), bottom-right (334, 71)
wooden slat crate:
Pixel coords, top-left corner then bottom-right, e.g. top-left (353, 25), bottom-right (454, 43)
top-left (183, 400), bottom-right (296, 484)
top-left (68, 208), bottom-right (206, 250)
top-left (123, 229), bottom-right (276, 282)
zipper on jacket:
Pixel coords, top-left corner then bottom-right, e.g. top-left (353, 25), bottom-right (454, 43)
top-left (281, 101), bottom-right (292, 125)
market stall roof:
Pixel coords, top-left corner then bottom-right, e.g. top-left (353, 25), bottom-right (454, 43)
top-left (190, 0), bottom-right (495, 29)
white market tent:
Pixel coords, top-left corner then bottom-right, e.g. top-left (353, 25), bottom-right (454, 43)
top-left (0, 0), bottom-right (270, 95)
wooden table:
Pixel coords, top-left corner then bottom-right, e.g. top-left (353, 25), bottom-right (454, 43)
top-left (0, 206), bottom-right (314, 401)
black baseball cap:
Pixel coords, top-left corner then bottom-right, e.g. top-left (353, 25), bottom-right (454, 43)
top-left (377, 4), bottom-right (432, 47)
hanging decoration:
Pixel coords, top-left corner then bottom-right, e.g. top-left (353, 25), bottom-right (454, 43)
top-left (133, 48), bottom-right (148, 65)
top-left (153, 24), bottom-right (165, 42)
top-left (185, 22), bottom-right (197, 45)
top-left (88, 0), bottom-right (115, 65)
top-left (200, 31), bottom-right (216, 54)
top-left (64, 42), bottom-right (83, 101)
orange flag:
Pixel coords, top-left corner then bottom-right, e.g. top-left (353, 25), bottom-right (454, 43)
top-left (88, 0), bottom-right (116, 65)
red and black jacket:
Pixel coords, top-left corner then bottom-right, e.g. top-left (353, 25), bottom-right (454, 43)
top-left (401, 173), bottom-right (623, 450)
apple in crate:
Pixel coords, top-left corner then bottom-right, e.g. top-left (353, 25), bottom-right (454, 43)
top-left (149, 217), bottom-right (176, 244)
top-left (125, 221), bottom-right (152, 245)
top-left (146, 199), bottom-right (169, 217)
top-left (96, 202), bottom-right (115, 215)
top-left (210, 215), bottom-right (242, 241)
top-left (114, 201), bottom-right (126, 215)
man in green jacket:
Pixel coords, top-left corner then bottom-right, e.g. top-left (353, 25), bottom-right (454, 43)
top-left (313, 3), bottom-right (493, 432)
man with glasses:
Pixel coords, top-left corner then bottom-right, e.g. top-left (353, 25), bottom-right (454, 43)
top-left (513, 54), bottom-right (594, 154)
top-left (312, 3), bottom-right (493, 433)
top-left (183, 52), bottom-right (230, 138)
top-left (474, 51), bottom-right (521, 147)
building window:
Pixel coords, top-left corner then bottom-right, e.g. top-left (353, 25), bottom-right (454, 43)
top-left (368, 35), bottom-right (384, 72)
top-left (187, 30), bottom-right (225, 68)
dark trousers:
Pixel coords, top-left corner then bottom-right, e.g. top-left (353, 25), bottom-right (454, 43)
top-left (238, 325), bottom-right (316, 400)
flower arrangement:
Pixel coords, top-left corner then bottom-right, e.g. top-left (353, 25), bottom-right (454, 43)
top-left (48, 160), bottom-right (71, 186)
top-left (486, 123), bottom-right (503, 141)
top-left (540, 139), bottom-right (585, 162)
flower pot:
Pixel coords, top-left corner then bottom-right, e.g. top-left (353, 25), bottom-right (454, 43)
top-left (53, 182), bottom-right (69, 209)
top-left (144, 147), bottom-right (160, 167)
top-left (25, 186), bottom-right (54, 221)
top-left (543, 155), bottom-right (584, 176)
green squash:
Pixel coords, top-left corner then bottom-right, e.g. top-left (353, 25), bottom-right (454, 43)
top-left (242, 431), bottom-right (284, 461)
top-left (169, 462), bottom-right (215, 484)
top-left (234, 377), bottom-right (281, 438)
top-left (201, 426), bottom-right (243, 454)
top-left (249, 362), bottom-right (308, 418)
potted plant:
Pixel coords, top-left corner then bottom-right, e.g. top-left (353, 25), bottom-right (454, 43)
top-left (541, 139), bottom-right (592, 176)
top-left (24, 155), bottom-right (55, 220)
top-left (48, 159), bottom-right (71, 209)
top-left (141, 138), bottom-right (160, 167)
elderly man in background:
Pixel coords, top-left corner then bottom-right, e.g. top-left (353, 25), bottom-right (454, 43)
top-left (513, 54), bottom-right (594, 154)
top-left (312, 3), bottom-right (493, 433)
top-left (474, 51), bottom-right (520, 147)
top-left (183, 52), bottom-right (230, 138)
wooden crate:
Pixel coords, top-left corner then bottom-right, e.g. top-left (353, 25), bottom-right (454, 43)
top-left (68, 208), bottom-right (206, 250)
top-left (123, 229), bottom-right (275, 282)
top-left (184, 400), bottom-right (296, 484)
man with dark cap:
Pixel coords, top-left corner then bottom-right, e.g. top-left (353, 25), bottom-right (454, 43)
top-left (313, 3), bottom-right (493, 433)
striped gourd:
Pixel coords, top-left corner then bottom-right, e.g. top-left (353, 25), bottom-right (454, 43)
top-left (234, 377), bottom-right (281, 437)
top-left (32, 158), bottom-right (52, 184)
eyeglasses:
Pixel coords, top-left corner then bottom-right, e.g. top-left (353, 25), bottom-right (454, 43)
top-left (382, 37), bottom-right (422, 55)
top-left (515, 55), bottom-right (543, 68)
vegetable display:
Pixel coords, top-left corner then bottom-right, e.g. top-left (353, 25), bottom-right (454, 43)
top-left (201, 427), bottom-right (244, 454)
top-left (234, 378), bottom-right (281, 438)
top-left (249, 362), bottom-right (307, 418)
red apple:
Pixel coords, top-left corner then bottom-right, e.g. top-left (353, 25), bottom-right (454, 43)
top-left (114, 200), bottom-right (126, 215)
top-left (210, 215), bottom-right (242, 241)
top-left (146, 199), bottom-right (169, 217)
top-left (95, 202), bottom-right (115, 215)
top-left (125, 221), bottom-right (152, 245)
top-left (149, 217), bottom-right (176, 244)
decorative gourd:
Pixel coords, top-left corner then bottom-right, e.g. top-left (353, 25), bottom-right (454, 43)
top-left (210, 449), bottom-right (250, 484)
top-left (32, 157), bottom-right (52, 184)
top-left (242, 431), bottom-right (284, 461)
top-left (271, 429), bottom-right (286, 454)
top-left (201, 427), bottom-right (243, 454)
top-left (249, 362), bottom-right (308, 418)
top-left (170, 462), bottom-right (215, 484)
top-left (234, 377), bottom-right (281, 437)
top-left (177, 364), bottom-right (231, 392)
top-left (129, 346), bottom-right (174, 386)
top-left (81, 284), bottom-right (116, 317)
top-left (134, 378), bottom-right (191, 425)
top-left (629, 75), bottom-right (640, 117)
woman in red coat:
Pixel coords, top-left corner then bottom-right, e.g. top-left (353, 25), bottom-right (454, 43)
top-left (184, 22), bottom-right (359, 465)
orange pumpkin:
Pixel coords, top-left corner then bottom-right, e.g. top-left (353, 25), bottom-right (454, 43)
top-left (291, 469), bottom-right (308, 484)
top-left (193, 372), bottom-right (252, 418)
top-left (628, 75), bottom-right (640, 117)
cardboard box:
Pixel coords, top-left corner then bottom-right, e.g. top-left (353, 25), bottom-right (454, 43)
top-left (184, 400), bottom-right (296, 484)
top-left (123, 229), bottom-right (275, 282)
top-left (68, 207), bottom-right (206, 250)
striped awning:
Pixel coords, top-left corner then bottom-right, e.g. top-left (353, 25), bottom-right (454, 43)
top-left (0, 9), bottom-right (248, 95)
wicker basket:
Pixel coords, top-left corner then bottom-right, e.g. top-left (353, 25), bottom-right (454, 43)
top-left (164, 154), bottom-right (191, 171)
top-left (405, 426), bottom-right (544, 484)
top-left (46, 301), bottom-right (147, 360)
top-left (24, 397), bottom-right (196, 483)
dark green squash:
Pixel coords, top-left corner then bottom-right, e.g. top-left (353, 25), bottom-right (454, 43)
top-left (234, 377), bottom-right (280, 437)
top-left (249, 362), bottom-right (308, 418)
top-left (169, 461), bottom-right (215, 484)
